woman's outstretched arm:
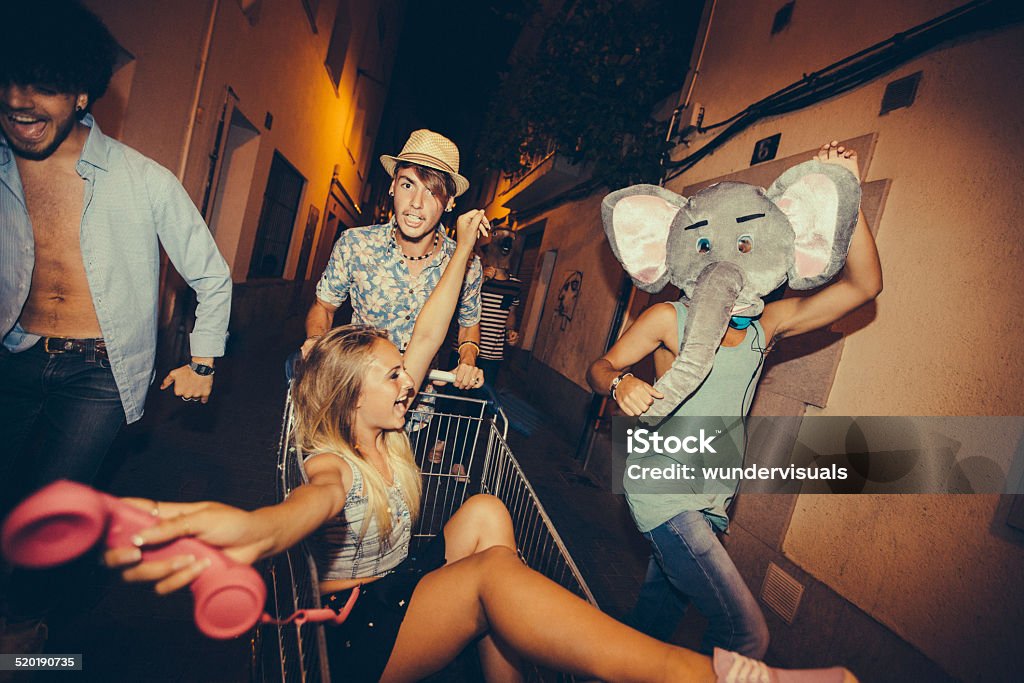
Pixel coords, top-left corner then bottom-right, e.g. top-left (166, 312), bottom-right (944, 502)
top-left (103, 452), bottom-right (350, 594)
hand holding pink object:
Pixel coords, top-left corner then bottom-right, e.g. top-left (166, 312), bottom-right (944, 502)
top-left (1, 480), bottom-right (266, 639)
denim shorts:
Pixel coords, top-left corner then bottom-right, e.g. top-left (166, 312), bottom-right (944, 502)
top-left (323, 533), bottom-right (447, 682)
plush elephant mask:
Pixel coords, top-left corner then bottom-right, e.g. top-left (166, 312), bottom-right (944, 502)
top-left (601, 159), bottom-right (861, 423)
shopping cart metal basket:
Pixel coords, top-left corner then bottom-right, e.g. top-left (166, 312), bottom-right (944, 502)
top-left (252, 386), bottom-right (596, 682)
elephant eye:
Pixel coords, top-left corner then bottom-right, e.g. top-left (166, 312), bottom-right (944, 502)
top-left (697, 238), bottom-right (712, 254)
top-left (737, 236), bottom-right (753, 253)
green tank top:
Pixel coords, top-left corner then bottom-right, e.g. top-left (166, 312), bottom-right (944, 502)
top-left (624, 300), bottom-right (765, 533)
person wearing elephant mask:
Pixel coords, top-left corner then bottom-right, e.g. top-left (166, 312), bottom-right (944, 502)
top-left (588, 141), bottom-right (882, 656)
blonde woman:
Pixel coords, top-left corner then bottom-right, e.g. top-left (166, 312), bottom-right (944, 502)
top-left (105, 211), bottom-right (855, 682)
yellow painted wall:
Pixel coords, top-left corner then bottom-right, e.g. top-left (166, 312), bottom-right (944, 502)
top-left (83, 0), bottom-right (401, 282)
top-left (517, 194), bottom-right (625, 389)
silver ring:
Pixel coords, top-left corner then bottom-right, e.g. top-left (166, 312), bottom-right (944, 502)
top-left (181, 396), bottom-right (198, 402)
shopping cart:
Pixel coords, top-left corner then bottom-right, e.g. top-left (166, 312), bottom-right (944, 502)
top-left (252, 381), bottom-right (596, 682)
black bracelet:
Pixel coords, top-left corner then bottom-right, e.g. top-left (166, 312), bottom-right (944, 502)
top-left (609, 372), bottom-right (633, 400)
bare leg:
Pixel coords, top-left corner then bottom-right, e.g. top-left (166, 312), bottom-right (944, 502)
top-left (443, 495), bottom-right (523, 682)
top-left (380, 546), bottom-right (715, 683)
top-left (443, 494), bottom-right (517, 559)
top-left (477, 633), bottom-right (524, 683)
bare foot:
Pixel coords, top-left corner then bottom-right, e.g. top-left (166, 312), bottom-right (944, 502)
top-left (815, 139), bottom-right (860, 181)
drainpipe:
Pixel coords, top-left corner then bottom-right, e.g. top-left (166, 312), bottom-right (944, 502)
top-left (679, 0), bottom-right (716, 112)
top-left (661, 0), bottom-right (715, 185)
top-left (178, 0), bottom-right (220, 181)
top-left (161, 0), bottom-right (220, 338)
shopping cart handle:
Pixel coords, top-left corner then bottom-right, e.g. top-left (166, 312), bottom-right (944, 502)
top-left (427, 370), bottom-right (457, 384)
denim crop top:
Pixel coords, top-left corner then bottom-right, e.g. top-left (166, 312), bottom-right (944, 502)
top-left (309, 454), bottom-right (412, 581)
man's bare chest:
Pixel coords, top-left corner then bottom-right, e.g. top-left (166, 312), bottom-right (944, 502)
top-left (22, 172), bottom-right (85, 250)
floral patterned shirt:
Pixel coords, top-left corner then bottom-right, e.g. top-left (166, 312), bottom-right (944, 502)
top-left (315, 224), bottom-right (482, 350)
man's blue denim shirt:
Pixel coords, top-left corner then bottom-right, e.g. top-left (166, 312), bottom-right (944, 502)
top-left (0, 115), bottom-right (232, 423)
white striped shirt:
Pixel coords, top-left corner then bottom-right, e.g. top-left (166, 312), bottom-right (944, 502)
top-left (478, 277), bottom-right (521, 360)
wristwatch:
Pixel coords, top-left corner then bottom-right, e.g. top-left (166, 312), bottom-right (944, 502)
top-left (189, 361), bottom-right (216, 376)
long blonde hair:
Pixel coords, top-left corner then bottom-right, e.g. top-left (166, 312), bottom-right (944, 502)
top-left (290, 325), bottom-right (422, 540)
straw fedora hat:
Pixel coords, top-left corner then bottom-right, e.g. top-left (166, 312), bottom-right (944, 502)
top-left (380, 129), bottom-right (470, 197)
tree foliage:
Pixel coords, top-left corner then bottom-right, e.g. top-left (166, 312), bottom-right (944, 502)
top-left (475, 0), bottom-right (701, 190)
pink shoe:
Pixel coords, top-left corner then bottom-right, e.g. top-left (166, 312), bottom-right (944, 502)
top-left (713, 648), bottom-right (858, 683)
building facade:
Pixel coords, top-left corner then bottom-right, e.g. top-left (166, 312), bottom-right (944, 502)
top-left (84, 0), bottom-right (404, 331)
top-left (481, 1), bottom-right (1024, 681)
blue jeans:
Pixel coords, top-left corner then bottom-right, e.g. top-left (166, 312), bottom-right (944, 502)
top-left (627, 510), bottom-right (769, 657)
top-left (0, 340), bottom-right (125, 513)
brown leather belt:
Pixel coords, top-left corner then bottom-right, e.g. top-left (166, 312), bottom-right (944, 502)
top-left (42, 337), bottom-right (108, 360)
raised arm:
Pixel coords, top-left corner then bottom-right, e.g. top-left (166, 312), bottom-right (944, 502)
top-left (761, 144), bottom-right (882, 345)
top-left (449, 253), bottom-right (485, 389)
top-left (763, 209), bottom-right (882, 345)
top-left (587, 302), bottom-right (675, 416)
top-left (403, 211), bottom-right (488, 387)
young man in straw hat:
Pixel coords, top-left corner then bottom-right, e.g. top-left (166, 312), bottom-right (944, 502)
top-left (302, 129), bottom-right (486, 390)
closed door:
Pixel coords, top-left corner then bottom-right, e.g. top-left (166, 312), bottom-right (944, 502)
top-left (249, 152), bottom-right (305, 279)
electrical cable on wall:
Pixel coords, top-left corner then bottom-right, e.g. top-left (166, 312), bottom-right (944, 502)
top-left (663, 0), bottom-right (1024, 182)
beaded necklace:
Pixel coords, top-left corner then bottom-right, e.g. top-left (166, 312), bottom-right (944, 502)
top-left (392, 227), bottom-right (439, 261)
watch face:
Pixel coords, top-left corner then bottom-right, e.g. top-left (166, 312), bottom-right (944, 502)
top-left (190, 362), bottom-right (215, 376)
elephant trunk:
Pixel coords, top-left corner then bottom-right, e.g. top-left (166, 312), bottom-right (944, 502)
top-left (642, 261), bottom-right (745, 425)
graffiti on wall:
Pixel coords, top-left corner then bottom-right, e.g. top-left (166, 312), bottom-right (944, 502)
top-left (555, 270), bottom-right (582, 330)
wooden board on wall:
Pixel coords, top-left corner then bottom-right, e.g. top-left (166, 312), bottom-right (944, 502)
top-left (676, 133), bottom-right (878, 196)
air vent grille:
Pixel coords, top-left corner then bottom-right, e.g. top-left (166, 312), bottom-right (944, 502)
top-left (760, 561), bottom-right (804, 624)
top-left (880, 71), bottom-right (922, 115)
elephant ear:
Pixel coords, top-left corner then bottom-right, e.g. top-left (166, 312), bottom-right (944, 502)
top-left (767, 159), bottom-right (862, 290)
top-left (601, 184), bottom-right (684, 293)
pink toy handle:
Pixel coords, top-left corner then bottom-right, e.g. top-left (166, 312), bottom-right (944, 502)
top-left (260, 586), bottom-right (360, 627)
top-left (1, 481), bottom-right (267, 640)
top-left (1, 482), bottom-right (356, 638)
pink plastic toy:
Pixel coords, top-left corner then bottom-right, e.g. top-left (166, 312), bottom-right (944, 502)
top-left (1, 481), bottom-right (267, 640)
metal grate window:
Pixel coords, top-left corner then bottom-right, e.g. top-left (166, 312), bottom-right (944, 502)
top-left (880, 71), bottom-right (922, 115)
top-left (324, 2), bottom-right (351, 89)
